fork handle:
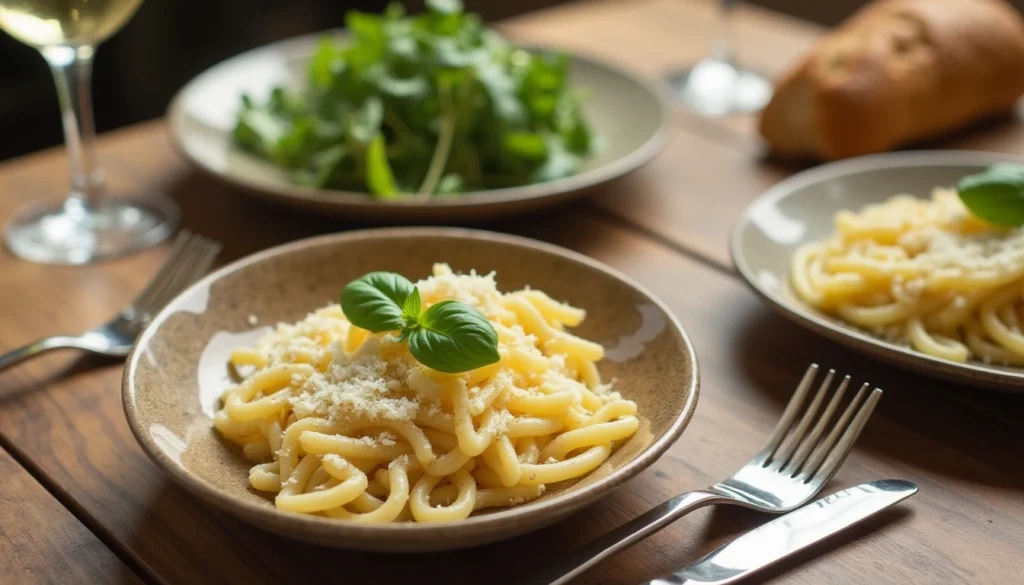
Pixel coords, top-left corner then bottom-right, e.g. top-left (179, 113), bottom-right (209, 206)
top-left (0, 336), bottom-right (90, 372)
top-left (521, 490), bottom-right (730, 585)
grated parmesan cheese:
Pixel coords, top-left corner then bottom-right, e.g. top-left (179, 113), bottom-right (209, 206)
top-left (416, 264), bottom-right (510, 321)
top-left (322, 454), bottom-right (345, 466)
top-left (288, 336), bottom-right (420, 424)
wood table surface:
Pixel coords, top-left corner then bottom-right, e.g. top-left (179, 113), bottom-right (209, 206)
top-left (1, 0), bottom-right (1022, 583)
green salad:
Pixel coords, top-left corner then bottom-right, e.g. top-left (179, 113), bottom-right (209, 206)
top-left (232, 0), bottom-right (596, 198)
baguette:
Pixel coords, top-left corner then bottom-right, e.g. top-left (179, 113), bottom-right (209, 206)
top-left (760, 0), bottom-right (1024, 160)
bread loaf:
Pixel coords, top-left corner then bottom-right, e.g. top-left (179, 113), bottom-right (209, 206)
top-left (760, 0), bottom-right (1024, 160)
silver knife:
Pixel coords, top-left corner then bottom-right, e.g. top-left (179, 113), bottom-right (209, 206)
top-left (645, 479), bottom-right (919, 585)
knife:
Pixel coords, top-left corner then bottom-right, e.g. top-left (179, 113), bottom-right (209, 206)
top-left (644, 479), bottom-right (919, 585)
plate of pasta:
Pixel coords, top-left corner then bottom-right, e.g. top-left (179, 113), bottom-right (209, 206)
top-left (122, 227), bottom-right (698, 550)
top-left (732, 150), bottom-right (1024, 389)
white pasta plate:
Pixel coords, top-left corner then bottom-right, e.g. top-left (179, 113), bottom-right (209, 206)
top-left (167, 31), bottom-right (668, 222)
top-left (731, 150), bottom-right (1024, 390)
top-left (122, 227), bottom-right (699, 551)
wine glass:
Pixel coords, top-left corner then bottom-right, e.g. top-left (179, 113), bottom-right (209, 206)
top-left (0, 0), bottom-right (177, 264)
top-left (666, 0), bottom-right (773, 117)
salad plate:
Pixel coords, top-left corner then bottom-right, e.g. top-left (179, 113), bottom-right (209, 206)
top-left (167, 18), bottom-right (668, 222)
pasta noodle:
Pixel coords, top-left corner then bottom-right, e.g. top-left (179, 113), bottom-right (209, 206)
top-left (215, 263), bottom-right (639, 523)
top-left (791, 187), bottom-right (1024, 365)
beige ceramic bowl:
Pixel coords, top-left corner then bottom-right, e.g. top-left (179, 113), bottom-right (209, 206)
top-left (123, 228), bottom-right (699, 551)
top-left (731, 150), bottom-right (1024, 390)
top-left (167, 33), bottom-right (669, 222)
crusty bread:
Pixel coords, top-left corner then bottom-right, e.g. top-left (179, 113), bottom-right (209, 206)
top-left (760, 0), bottom-right (1024, 160)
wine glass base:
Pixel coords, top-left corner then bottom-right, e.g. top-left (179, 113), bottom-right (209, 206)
top-left (4, 194), bottom-right (179, 265)
top-left (666, 57), bottom-right (773, 117)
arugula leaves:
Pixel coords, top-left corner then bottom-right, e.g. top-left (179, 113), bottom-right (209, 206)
top-left (957, 163), bottom-right (1024, 226)
top-left (340, 271), bottom-right (500, 373)
top-left (232, 0), bottom-right (595, 198)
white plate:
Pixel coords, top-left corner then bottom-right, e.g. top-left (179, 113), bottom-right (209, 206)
top-left (167, 32), bottom-right (669, 222)
top-left (731, 150), bottom-right (1024, 390)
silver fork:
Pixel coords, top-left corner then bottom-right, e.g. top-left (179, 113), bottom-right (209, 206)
top-left (0, 230), bottom-right (221, 372)
top-left (523, 364), bottom-right (883, 585)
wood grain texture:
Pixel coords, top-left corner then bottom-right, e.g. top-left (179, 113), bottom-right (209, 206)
top-left (0, 121), bottom-right (1022, 585)
top-left (0, 445), bottom-right (145, 585)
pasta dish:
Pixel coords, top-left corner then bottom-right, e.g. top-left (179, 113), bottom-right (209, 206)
top-left (214, 264), bottom-right (639, 523)
top-left (791, 188), bottom-right (1024, 365)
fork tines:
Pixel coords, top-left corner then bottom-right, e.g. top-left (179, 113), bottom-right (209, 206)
top-left (128, 230), bottom-right (223, 320)
top-left (758, 363), bottom-right (882, 482)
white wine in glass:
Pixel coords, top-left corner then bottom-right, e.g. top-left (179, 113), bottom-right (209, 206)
top-left (0, 0), bottom-right (177, 264)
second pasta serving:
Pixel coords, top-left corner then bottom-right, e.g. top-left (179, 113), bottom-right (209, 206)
top-left (791, 185), bottom-right (1024, 365)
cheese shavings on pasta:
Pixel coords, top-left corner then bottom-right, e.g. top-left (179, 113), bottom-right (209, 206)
top-left (214, 263), bottom-right (639, 523)
top-left (791, 187), bottom-right (1024, 364)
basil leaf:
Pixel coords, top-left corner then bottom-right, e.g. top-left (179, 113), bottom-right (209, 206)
top-left (402, 287), bottom-right (422, 322)
top-left (958, 163), bottom-right (1024, 226)
top-left (341, 272), bottom-right (415, 332)
top-left (408, 300), bottom-right (499, 373)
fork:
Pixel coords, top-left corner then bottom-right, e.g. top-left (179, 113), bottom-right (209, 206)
top-left (523, 364), bottom-right (883, 585)
top-left (0, 230), bottom-right (221, 372)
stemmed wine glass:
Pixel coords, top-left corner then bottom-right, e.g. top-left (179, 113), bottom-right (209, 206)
top-left (0, 0), bottom-right (177, 264)
top-left (666, 0), bottom-right (773, 117)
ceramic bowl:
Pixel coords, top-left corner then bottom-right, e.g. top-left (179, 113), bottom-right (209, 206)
top-left (167, 33), bottom-right (669, 222)
top-left (731, 150), bottom-right (1024, 390)
top-left (123, 227), bottom-right (699, 551)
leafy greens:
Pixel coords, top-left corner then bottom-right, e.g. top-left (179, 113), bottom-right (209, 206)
top-left (232, 0), bottom-right (596, 198)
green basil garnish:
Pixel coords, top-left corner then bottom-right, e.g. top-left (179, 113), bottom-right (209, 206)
top-left (339, 271), bottom-right (500, 373)
top-left (408, 300), bottom-right (500, 373)
top-left (340, 271), bottom-right (415, 332)
top-left (957, 163), bottom-right (1024, 226)
top-left (401, 287), bottom-right (422, 322)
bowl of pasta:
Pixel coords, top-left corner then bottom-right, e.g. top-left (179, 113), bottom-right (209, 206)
top-left (122, 227), bottom-right (699, 551)
top-left (732, 150), bottom-right (1024, 389)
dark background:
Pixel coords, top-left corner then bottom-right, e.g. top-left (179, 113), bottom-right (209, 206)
top-left (0, 0), bottom-right (877, 161)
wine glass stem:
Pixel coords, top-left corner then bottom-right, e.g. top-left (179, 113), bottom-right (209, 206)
top-left (41, 44), bottom-right (102, 217)
top-left (711, 0), bottom-right (737, 62)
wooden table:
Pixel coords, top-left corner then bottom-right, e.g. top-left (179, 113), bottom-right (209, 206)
top-left (2, 0), bottom-right (1023, 583)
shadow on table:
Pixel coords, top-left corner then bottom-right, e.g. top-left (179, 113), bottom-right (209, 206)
top-left (133, 473), bottom-right (912, 585)
top-left (0, 351), bottom-right (112, 403)
top-left (159, 170), bottom-right (593, 267)
top-left (753, 110), bottom-right (1023, 171)
top-left (129, 479), bottom-right (616, 585)
top-left (731, 306), bottom-right (1024, 488)
top-left (130, 476), bottom-right (766, 585)
top-left (117, 562), bottom-right (148, 585)
top-left (161, 172), bottom-right (346, 264)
